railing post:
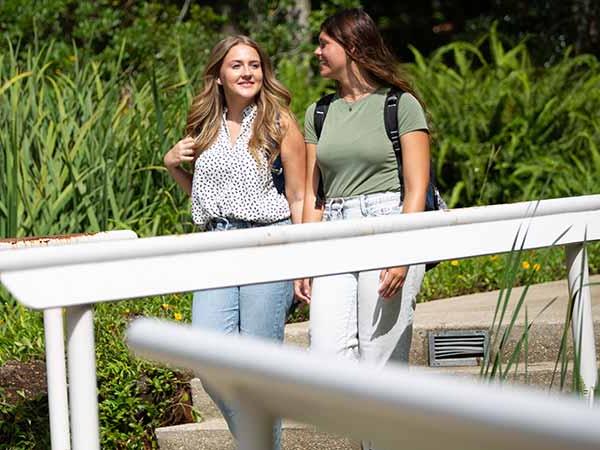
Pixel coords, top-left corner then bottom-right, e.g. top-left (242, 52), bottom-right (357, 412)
top-left (43, 308), bottom-right (71, 450)
top-left (236, 393), bottom-right (274, 450)
top-left (565, 243), bottom-right (597, 405)
top-left (66, 305), bottom-right (100, 450)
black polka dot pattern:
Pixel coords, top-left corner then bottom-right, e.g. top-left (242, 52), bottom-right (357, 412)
top-left (191, 104), bottom-right (290, 228)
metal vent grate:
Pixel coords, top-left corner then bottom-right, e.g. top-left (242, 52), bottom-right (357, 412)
top-left (428, 330), bottom-right (489, 367)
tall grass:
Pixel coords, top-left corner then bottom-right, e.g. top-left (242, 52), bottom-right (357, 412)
top-left (0, 42), bottom-right (195, 239)
top-left (480, 219), bottom-right (592, 396)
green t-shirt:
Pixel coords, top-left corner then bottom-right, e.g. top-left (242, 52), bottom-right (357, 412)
top-left (304, 88), bottom-right (428, 198)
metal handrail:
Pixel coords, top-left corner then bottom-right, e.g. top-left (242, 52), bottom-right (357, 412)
top-left (127, 318), bottom-right (600, 450)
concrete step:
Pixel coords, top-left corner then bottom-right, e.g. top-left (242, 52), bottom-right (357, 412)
top-left (419, 360), bottom-right (584, 393)
top-left (156, 418), bottom-right (354, 450)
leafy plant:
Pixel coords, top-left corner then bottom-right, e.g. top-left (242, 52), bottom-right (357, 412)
top-left (408, 25), bottom-right (600, 208)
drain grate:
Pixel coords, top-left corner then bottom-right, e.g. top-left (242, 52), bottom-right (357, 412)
top-left (428, 329), bottom-right (489, 367)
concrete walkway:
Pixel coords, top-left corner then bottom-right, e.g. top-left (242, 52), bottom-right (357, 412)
top-left (415, 275), bottom-right (600, 329)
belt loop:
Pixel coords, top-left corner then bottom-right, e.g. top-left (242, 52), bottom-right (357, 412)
top-left (328, 197), bottom-right (345, 220)
top-left (359, 194), bottom-right (368, 216)
top-left (207, 216), bottom-right (230, 231)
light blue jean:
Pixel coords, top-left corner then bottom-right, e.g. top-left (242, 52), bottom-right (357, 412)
top-left (192, 217), bottom-right (293, 450)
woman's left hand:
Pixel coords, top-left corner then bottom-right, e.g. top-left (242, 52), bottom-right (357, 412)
top-left (378, 266), bottom-right (408, 299)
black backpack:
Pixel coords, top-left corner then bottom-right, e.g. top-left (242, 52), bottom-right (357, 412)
top-left (314, 87), bottom-right (446, 271)
top-left (271, 154), bottom-right (285, 194)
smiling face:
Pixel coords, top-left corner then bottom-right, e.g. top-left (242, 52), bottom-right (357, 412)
top-left (315, 32), bottom-right (348, 80)
top-left (218, 44), bottom-right (263, 104)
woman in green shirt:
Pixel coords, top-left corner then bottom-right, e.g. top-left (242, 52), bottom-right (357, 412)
top-left (296, 10), bottom-right (431, 447)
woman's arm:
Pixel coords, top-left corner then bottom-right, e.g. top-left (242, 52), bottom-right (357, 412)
top-left (302, 143), bottom-right (325, 223)
top-left (378, 129), bottom-right (430, 299)
top-left (294, 142), bottom-right (324, 303)
top-left (279, 114), bottom-right (306, 225)
top-left (400, 130), bottom-right (430, 214)
top-left (164, 137), bottom-right (196, 196)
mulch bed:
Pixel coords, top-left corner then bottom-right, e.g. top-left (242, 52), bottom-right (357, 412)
top-left (0, 360), bottom-right (47, 403)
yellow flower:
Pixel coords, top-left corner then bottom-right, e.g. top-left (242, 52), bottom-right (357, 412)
top-left (522, 261), bottom-right (531, 270)
top-left (533, 263), bottom-right (541, 272)
top-left (161, 303), bottom-right (170, 310)
top-left (489, 255), bottom-right (498, 261)
top-left (174, 312), bottom-right (183, 321)
top-left (450, 260), bottom-right (459, 266)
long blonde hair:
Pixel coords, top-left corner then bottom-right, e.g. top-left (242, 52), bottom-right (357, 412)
top-left (186, 35), bottom-right (292, 164)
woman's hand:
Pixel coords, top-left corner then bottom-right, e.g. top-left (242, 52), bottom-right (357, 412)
top-left (378, 266), bottom-right (408, 299)
top-left (164, 137), bottom-right (196, 170)
top-left (294, 278), bottom-right (312, 304)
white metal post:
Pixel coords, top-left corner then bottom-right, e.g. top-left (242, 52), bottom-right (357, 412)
top-left (43, 308), bottom-right (71, 450)
top-left (66, 305), bottom-right (100, 450)
top-left (566, 243), bottom-right (597, 405)
top-left (236, 394), bottom-right (274, 450)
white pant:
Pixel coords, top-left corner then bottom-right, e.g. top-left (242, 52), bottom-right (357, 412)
top-left (310, 264), bottom-right (424, 366)
top-left (309, 192), bottom-right (426, 450)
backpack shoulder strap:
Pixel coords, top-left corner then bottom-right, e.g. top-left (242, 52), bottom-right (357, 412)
top-left (313, 93), bottom-right (334, 205)
top-left (269, 112), bottom-right (285, 194)
top-left (384, 87), bottom-right (405, 194)
top-left (314, 93), bottom-right (335, 139)
top-left (384, 87), bottom-right (404, 158)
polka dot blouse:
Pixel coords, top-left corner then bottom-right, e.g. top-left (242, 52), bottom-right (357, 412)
top-left (191, 104), bottom-right (290, 228)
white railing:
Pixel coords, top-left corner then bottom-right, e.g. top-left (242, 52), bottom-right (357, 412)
top-left (0, 231), bottom-right (138, 450)
top-left (0, 194), bottom-right (599, 450)
top-left (127, 318), bottom-right (600, 450)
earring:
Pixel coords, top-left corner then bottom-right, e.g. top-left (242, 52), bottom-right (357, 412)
top-left (217, 78), bottom-right (222, 85)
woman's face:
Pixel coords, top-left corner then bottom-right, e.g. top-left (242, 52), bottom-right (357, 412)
top-left (315, 32), bottom-right (348, 79)
top-left (218, 44), bottom-right (263, 103)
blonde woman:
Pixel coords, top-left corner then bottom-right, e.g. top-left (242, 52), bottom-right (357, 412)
top-left (164, 35), bottom-right (305, 449)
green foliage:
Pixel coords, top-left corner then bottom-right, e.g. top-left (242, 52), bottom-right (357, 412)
top-left (0, 1), bottom-right (225, 76)
top-left (0, 42), bottom-right (196, 238)
top-left (94, 296), bottom-right (195, 448)
top-left (4, 27), bottom-right (598, 238)
top-left (476, 239), bottom-right (596, 396)
top-left (0, 392), bottom-right (50, 449)
top-left (408, 25), bottom-right (600, 208)
top-left (276, 54), bottom-right (331, 123)
top-left (0, 294), bottom-right (44, 365)
top-left (421, 242), bottom-right (600, 302)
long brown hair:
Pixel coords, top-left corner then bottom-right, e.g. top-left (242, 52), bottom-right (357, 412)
top-left (321, 9), bottom-right (425, 107)
top-left (186, 35), bottom-right (292, 163)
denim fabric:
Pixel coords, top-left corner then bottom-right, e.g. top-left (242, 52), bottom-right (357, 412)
top-left (192, 217), bottom-right (293, 450)
top-left (309, 192), bottom-right (425, 450)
